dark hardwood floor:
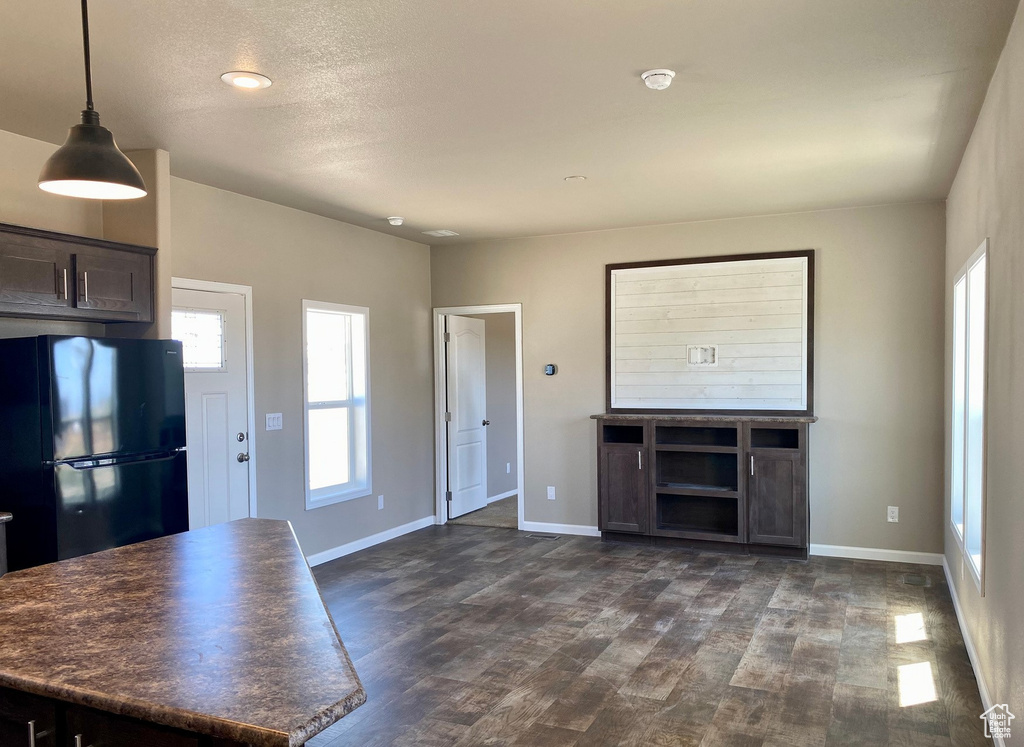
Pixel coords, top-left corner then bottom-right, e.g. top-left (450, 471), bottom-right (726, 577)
top-left (308, 525), bottom-right (987, 746)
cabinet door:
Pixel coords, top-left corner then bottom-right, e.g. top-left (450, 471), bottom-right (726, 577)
top-left (0, 688), bottom-right (57, 747)
top-left (0, 238), bottom-right (72, 313)
top-left (66, 706), bottom-right (201, 747)
top-left (599, 446), bottom-right (648, 533)
top-left (74, 248), bottom-right (153, 321)
top-left (747, 451), bottom-right (806, 546)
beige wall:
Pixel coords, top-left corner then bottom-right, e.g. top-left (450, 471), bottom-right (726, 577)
top-left (944, 2), bottom-right (1024, 715)
top-left (467, 313), bottom-right (518, 498)
top-left (170, 178), bottom-right (435, 557)
top-left (432, 202), bottom-right (947, 550)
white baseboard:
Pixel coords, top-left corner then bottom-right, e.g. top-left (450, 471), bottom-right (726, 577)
top-left (942, 557), bottom-right (1003, 745)
top-left (487, 489), bottom-right (518, 504)
top-left (521, 521), bottom-right (601, 537)
top-left (305, 516), bottom-right (435, 567)
top-left (809, 543), bottom-right (943, 566)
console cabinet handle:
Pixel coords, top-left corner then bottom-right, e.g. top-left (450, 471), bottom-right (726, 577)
top-left (27, 721), bottom-right (52, 747)
top-left (750, 455), bottom-right (754, 476)
top-left (638, 450), bottom-right (642, 470)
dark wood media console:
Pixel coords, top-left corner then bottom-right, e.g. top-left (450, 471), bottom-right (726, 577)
top-left (593, 414), bottom-right (815, 558)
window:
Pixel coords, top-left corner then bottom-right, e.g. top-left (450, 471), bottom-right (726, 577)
top-left (950, 240), bottom-right (987, 588)
top-left (302, 300), bottom-right (370, 508)
top-left (172, 308), bottom-right (226, 371)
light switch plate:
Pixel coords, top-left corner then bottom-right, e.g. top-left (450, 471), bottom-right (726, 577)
top-left (266, 413), bottom-right (283, 431)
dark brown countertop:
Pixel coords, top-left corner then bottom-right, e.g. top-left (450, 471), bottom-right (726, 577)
top-left (592, 413), bottom-right (817, 423)
top-left (0, 518), bottom-right (365, 747)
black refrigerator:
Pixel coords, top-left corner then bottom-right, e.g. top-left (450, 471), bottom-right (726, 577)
top-left (0, 335), bottom-right (188, 571)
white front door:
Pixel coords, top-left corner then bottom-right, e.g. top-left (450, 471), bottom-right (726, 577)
top-left (171, 286), bottom-right (251, 529)
top-left (446, 315), bottom-right (488, 519)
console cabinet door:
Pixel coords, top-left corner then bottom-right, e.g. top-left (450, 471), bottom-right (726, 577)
top-left (747, 451), bottom-right (806, 547)
top-left (599, 446), bottom-right (648, 533)
top-left (0, 238), bottom-right (72, 314)
top-left (65, 706), bottom-right (201, 747)
top-left (74, 248), bottom-right (153, 321)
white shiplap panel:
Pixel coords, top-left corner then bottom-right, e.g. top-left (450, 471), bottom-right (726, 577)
top-left (616, 342), bottom-right (804, 360)
top-left (616, 313), bottom-right (804, 335)
top-left (610, 255), bottom-right (809, 410)
top-left (616, 270), bottom-right (803, 295)
top-left (616, 370), bottom-right (803, 387)
top-left (616, 328), bottom-right (803, 348)
top-left (617, 299), bottom-right (804, 321)
top-left (615, 356), bottom-right (803, 373)
top-left (616, 284), bottom-right (803, 309)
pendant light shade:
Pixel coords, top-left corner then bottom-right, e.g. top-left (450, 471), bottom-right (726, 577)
top-left (39, 111), bottom-right (146, 200)
top-left (38, 0), bottom-right (146, 200)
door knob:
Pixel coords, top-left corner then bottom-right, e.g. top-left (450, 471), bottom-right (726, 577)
top-left (482, 420), bottom-right (491, 426)
top-left (237, 452), bottom-right (250, 463)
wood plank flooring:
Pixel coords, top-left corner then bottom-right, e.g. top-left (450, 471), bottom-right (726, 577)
top-left (308, 525), bottom-right (988, 747)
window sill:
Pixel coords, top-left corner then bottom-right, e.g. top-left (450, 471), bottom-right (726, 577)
top-left (305, 487), bottom-right (372, 511)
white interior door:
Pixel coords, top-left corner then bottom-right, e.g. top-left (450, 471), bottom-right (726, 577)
top-left (171, 287), bottom-right (251, 529)
top-left (446, 315), bottom-right (488, 519)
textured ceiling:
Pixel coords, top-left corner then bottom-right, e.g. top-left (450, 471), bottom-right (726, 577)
top-left (0, 0), bottom-right (1018, 243)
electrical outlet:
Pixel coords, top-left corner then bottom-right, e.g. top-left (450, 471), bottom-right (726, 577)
top-left (265, 413), bottom-right (283, 431)
top-left (547, 486), bottom-right (556, 501)
top-left (506, 462), bottom-right (511, 474)
top-left (887, 506), bottom-right (899, 523)
top-left (378, 495), bottom-right (384, 511)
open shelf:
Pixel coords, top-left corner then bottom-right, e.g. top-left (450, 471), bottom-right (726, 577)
top-left (602, 424), bottom-right (644, 445)
top-left (656, 494), bottom-right (739, 537)
top-left (750, 427), bottom-right (799, 449)
top-left (656, 451), bottom-right (738, 493)
top-left (656, 425), bottom-right (737, 447)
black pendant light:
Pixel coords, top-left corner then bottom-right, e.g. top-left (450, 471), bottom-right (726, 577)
top-left (38, 0), bottom-right (146, 200)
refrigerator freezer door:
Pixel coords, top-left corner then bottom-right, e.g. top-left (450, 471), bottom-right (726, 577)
top-left (54, 450), bottom-right (188, 561)
top-left (47, 337), bottom-right (186, 461)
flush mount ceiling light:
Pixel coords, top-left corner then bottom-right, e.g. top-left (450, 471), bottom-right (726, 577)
top-left (641, 69), bottom-right (676, 91)
top-left (564, 175), bottom-right (587, 182)
top-left (38, 0), bottom-right (146, 200)
top-left (422, 229), bottom-right (459, 238)
top-left (220, 71), bottom-right (273, 90)
top-left (387, 217), bottom-right (404, 226)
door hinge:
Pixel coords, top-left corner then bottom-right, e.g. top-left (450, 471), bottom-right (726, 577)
top-left (445, 490), bottom-right (453, 502)
top-left (444, 332), bottom-right (451, 342)
top-left (444, 412), bottom-right (452, 422)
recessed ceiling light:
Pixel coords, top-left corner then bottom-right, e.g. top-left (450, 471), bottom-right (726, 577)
top-left (422, 229), bottom-right (459, 238)
top-left (387, 216), bottom-right (404, 226)
top-left (220, 71), bottom-right (272, 90)
top-left (641, 69), bottom-right (675, 90)
top-left (564, 175), bottom-right (587, 182)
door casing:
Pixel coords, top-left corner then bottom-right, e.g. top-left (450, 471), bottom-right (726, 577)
top-left (433, 304), bottom-right (524, 529)
top-left (171, 277), bottom-right (258, 520)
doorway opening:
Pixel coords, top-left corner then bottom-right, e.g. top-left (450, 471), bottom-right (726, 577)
top-left (171, 278), bottom-right (257, 528)
top-left (433, 304), bottom-right (524, 530)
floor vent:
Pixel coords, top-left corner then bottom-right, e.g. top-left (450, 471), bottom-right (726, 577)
top-left (900, 573), bottom-right (932, 587)
top-left (527, 533), bottom-right (560, 540)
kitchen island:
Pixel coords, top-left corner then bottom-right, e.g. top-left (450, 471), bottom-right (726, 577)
top-left (0, 518), bottom-right (365, 746)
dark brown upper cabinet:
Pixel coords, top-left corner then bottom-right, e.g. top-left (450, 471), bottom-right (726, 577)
top-left (0, 223), bottom-right (155, 323)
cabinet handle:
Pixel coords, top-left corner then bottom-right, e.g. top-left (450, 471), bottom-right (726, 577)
top-left (82, 271), bottom-right (89, 303)
top-left (638, 450), bottom-right (642, 470)
top-left (750, 455), bottom-right (754, 476)
top-left (74, 735), bottom-right (92, 747)
top-left (27, 721), bottom-right (51, 747)
top-left (63, 269), bottom-right (68, 301)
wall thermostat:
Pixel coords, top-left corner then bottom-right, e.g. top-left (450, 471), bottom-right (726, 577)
top-left (544, 364), bottom-right (558, 376)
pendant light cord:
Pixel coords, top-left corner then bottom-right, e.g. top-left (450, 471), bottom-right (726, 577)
top-left (81, 0), bottom-right (94, 111)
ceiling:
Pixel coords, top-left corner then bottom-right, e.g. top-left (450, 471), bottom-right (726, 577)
top-left (0, 1), bottom-right (1018, 243)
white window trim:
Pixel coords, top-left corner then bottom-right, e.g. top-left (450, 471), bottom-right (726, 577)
top-left (950, 239), bottom-right (988, 593)
top-left (302, 300), bottom-right (372, 509)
